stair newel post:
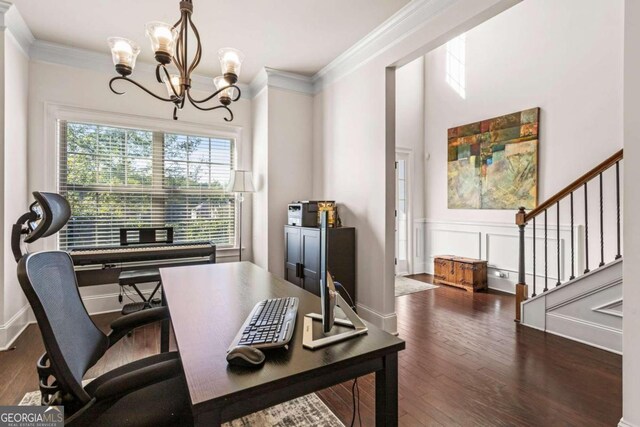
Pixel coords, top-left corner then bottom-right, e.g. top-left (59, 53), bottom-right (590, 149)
top-left (515, 207), bottom-right (528, 323)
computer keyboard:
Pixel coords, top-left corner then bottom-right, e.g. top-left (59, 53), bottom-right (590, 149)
top-left (228, 297), bottom-right (299, 351)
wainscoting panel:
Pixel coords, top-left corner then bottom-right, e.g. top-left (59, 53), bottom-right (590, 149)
top-left (422, 220), bottom-right (582, 295)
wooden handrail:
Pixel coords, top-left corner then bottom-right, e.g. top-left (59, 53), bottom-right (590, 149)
top-left (516, 149), bottom-right (623, 225)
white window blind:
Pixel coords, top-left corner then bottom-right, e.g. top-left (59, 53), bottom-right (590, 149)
top-left (58, 121), bottom-right (236, 249)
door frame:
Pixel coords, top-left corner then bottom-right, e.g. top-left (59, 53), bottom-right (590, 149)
top-left (395, 147), bottom-right (413, 276)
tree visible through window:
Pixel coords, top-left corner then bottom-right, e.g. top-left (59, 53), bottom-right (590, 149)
top-left (58, 121), bottom-right (236, 249)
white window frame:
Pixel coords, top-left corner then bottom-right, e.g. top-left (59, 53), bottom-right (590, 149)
top-left (43, 103), bottom-right (244, 254)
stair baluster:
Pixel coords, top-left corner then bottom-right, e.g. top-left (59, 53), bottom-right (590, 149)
top-left (532, 217), bottom-right (537, 297)
top-left (556, 201), bottom-right (561, 287)
top-left (584, 182), bottom-right (590, 274)
top-left (599, 173), bottom-right (605, 267)
top-left (616, 161), bottom-right (622, 260)
top-left (544, 209), bottom-right (548, 293)
top-left (570, 192), bottom-right (575, 280)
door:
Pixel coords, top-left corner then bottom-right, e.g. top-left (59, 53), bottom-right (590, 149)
top-left (301, 228), bottom-right (321, 296)
top-left (395, 151), bottom-right (410, 275)
top-left (284, 226), bottom-right (302, 286)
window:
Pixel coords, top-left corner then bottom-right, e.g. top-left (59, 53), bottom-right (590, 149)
top-left (58, 121), bottom-right (236, 249)
top-left (446, 33), bottom-right (466, 99)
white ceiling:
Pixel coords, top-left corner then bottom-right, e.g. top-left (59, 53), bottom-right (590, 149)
top-left (12, 0), bottom-right (411, 83)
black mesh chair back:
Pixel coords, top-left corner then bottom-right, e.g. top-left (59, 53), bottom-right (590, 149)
top-left (17, 251), bottom-right (109, 404)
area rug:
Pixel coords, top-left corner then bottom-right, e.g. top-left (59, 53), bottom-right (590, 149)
top-left (395, 276), bottom-right (438, 297)
top-left (20, 387), bottom-right (344, 426)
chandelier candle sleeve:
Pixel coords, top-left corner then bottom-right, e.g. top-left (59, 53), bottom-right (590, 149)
top-left (107, 0), bottom-right (244, 122)
top-left (218, 48), bottom-right (244, 83)
top-left (107, 37), bottom-right (140, 75)
top-left (146, 22), bottom-right (178, 64)
top-left (213, 76), bottom-right (236, 105)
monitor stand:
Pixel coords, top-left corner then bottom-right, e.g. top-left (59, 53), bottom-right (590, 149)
top-left (302, 293), bottom-right (368, 350)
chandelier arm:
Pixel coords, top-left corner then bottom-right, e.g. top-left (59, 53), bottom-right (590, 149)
top-left (187, 85), bottom-right (242, 105)
top-left (155, 65), bottom-right (163, 84)
top-left (187, 99), bottom-right (234, 122)
top-left (159, 65), bottom-right (182, 99)
top-left (187, 14), bottom-right (202, 75)
top-left (109, 76), bottom-right (178, 103)
top-left (172, 18), bottom-right (185, 72)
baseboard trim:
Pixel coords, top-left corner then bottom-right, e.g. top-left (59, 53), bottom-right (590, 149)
top-left (619, 418), bottom-right (638, 427)
top-left (356, 303), bottom-right (397, 334)
top-left (0, 305), bottom-right (32, 351)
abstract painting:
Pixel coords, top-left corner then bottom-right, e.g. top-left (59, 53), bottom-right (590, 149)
top-left (447, 108), bottom-right (539, 210)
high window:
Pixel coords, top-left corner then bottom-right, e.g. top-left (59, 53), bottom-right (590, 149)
top-left (446, 33), bottom-right (466, 99)
top-left (58, 121), bottom-right (236, 249)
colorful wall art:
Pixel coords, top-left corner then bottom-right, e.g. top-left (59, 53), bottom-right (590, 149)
top-left (447, 108), bottom-right (539, 209)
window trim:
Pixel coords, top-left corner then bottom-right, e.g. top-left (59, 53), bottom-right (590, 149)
top-left (46, 103), bottom-right (243, 251)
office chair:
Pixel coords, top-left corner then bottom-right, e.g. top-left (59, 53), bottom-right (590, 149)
top-left (17, 250), bottom-right (194, 426)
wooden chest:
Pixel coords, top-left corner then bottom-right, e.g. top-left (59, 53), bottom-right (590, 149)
top-left (433, 256), bottom-right (487, 292)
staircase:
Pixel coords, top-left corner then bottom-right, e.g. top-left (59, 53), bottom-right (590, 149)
top-left (515, 149), bottom-right (623, 353)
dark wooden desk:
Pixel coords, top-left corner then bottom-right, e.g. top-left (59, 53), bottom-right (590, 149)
top-left (160, 261), bottom-right (405, 426)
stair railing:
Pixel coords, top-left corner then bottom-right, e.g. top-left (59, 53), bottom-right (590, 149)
top-left (515, 149), bottom-right (623, 322)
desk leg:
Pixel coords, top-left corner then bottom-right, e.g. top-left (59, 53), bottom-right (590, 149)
top-left (375, 352), bottom-right (398, 426)
top-left (160, 289), bottom-right (170, 353)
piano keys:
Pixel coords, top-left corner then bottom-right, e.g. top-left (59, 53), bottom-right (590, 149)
top-left (69, 241), bottom-right (216, 287)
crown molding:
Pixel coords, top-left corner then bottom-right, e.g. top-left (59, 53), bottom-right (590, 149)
top-left (311, 0), bottom-right (456, 93)
top-left (29, 40), bottom-right (251, 99)
top-left (249, 67), bottom-right (314, 98)
top-left (0, 1), bottom-right (35, 57)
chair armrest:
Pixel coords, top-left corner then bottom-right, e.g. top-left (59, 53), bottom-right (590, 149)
top-left (108, 306), bottom-right (170, 346)
top-left (93, 358), bottom-right (182, 401)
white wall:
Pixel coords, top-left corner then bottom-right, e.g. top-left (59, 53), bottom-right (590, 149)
top-left (421, 0), bottom-right (624, 293)
top-left (396, 57), bottom-right (426, 274)
top-left (313, 0), bottom-right (521, 331)
top-left (0, 28), bottom-right (30, 349)
top-left (26, 59), bottom-right (253, 313)
top-left (251, 88), bottom-right (269, 269)
top-left (622, 0), bottom-right (640, 424)
top-left (251, 82), bottom-right (314, 277)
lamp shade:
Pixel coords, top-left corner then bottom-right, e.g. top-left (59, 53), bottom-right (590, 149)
top-left (228, 170), bottom-right (255, 193)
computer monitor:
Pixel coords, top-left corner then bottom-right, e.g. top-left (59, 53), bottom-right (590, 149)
top-left (319, 211), bottom-right (336, 333)
top-left (303, 211), bottom-right (368, 349)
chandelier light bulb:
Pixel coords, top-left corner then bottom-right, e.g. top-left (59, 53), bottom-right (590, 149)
top-left (163, 73), bottom-right (183, 98)
top-left (146, 22), bottom-right (178, 64)
top-left (213, 76), bottom-right (237, 105)
top-left (107, 37), bottom-right (140, 76)
top-left (218, 48), bottom-right (244, 84)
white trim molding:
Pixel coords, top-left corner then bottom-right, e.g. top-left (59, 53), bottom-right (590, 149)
top-left (422, 219), bottom-right (582, 295)
top-left (311, 0), bottom-right (457, 92)
top-left (619, 419), bottom-right (638, 427)
top-left (0, 0), bottom-right (34, 56)
top-left (356, 303), bottom-right (397, 334)
top-left (249, 67), bottom-right (314, 98)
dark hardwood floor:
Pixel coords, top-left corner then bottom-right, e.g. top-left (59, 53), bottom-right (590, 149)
top-left (0, 274), bottom-right (622, 426)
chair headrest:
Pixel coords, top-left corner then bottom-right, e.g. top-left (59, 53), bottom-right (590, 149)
top-left (24, 192), bottom-right (71, 244)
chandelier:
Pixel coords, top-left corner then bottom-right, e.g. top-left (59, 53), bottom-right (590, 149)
top-left (107, 0), bottom-right (244, 122)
